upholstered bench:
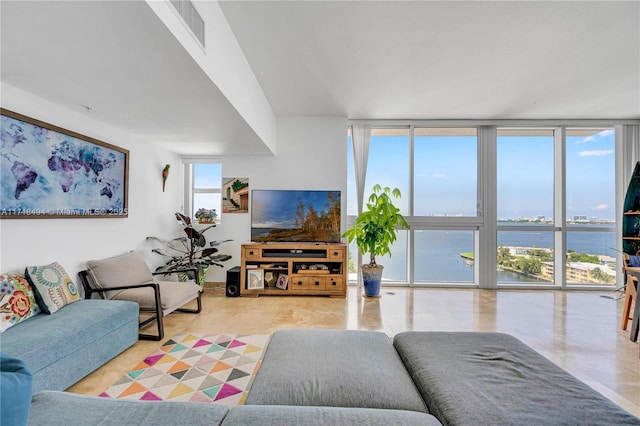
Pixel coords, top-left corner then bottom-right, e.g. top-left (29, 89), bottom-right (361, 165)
top-left (393, 331), bottom-right (640, 426)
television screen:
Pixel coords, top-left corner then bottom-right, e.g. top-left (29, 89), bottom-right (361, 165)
top-left (251, 190), bottom-right (341, 243)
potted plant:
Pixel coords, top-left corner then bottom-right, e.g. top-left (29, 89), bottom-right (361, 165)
top-left (342, 185), bottom-right (409, 297)
top-left (195, 208), bottom-right (218, 224)
top-left (147, 213), bottom-right (232, 287)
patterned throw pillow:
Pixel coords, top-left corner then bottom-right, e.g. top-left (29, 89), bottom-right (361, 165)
top-left (0, 273), bottom-right (41, 333)
top-left (25, 262), bottom-right (81, 314)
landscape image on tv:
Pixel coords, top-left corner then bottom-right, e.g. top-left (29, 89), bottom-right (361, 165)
top-left (251, 190), bottom-right (341, 243)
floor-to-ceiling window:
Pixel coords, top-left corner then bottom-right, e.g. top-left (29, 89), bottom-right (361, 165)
top-left (347, 123), bottom-right (618, 289)
top-left (565, 128), bottom-right (616, 287)
top-left (347, 126), bottom-right (479, 286)
top-left (412, 128), bottom-right (478, 285)
top-left (497, 129), bottom-right (555, 285)
top-left (358, 128), bottom-right (410, 283)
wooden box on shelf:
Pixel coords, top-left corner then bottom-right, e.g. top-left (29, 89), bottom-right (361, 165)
top-left (240, 242), bottom-right (347, 298)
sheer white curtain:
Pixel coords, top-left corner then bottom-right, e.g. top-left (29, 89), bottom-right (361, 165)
top-left (619, 124), bottom-right (640, 183)
top-left (349, 124), bottom-right (371, 287)
top-left (350, 124), bottom-right (371, 214)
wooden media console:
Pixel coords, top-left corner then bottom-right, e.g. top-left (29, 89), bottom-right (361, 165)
top-left (240, 242), bottom-right (347, 297)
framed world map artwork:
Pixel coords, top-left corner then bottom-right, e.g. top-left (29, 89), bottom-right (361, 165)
top-left (0, 109), bottom-right (129, 218)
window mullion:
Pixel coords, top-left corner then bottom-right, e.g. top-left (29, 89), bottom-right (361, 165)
top-left (554, 127), bottom-right (566, 288)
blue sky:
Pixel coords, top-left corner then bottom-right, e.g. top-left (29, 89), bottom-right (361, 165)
top-left (347, 129), bottom-right (615, 220)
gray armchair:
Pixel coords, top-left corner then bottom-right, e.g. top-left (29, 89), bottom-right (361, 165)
top-left (79, 251), bottom-right (201, 341)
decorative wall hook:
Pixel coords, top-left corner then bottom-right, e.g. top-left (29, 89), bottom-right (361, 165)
top-left (162, 164), bottom-right (170, 192)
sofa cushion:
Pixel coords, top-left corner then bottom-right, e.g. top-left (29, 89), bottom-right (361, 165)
top-left (0, 272), bottom-right (41, 332)
top-left (25, 262), bottom-right (80, 314)
top-left (86, 251), bottom-right (154, 299)
top-left (1, 353), bottom-right (32, 426)
top-left (112, 280), bottom-right (200, 313)
top-left (246, 329), bottom-right (428, 413)
top-left (393, 331), bottom-right (640, 426)
top-left (29, 391), bottom-right (228, 426)
top-left (223, 405), bottom-right (443, 426)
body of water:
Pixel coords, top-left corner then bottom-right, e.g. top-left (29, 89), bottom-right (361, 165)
top-left (380, 224), bottom-right (616, 283)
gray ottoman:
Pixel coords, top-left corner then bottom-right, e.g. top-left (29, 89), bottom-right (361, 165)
top-left (394, 332), bottom-right (640, 426)
top-left (246, 329), bottom-right (429, 413)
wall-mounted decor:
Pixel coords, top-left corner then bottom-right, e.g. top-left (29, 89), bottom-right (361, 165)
top-left (0, 109), bottom-right (128, 218)
top-left (162, 164), bottom-right (170, 192)
top-left (222, 177), bottom-right (249, 213)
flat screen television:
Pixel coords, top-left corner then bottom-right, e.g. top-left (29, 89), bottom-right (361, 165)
top-left (251, 189), bottom-right (341, 243)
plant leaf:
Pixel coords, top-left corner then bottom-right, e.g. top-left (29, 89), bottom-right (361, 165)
top-left (201, 247), bottom-right (219, 257)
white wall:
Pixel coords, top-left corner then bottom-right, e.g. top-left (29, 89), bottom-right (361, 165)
top-left (0, 84), bottom-right (183, 289)
top-left (208, 116), bottom-right (348, 282)
top-left (0, 85), bottom-right (348, 285)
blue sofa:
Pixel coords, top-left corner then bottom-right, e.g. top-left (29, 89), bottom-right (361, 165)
top-left (1, 299), bottom-right (138, 393)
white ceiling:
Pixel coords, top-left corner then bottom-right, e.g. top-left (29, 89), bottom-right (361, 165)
top-left (219, 0), bottom-right (640, 120)
top-left (2, 1), bottom-right (639, 156)
top-left (0, 0), bottom-right (270, 156)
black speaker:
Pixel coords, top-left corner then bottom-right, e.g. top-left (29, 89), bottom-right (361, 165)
top-left (226, 266), bottom-right (241, 297)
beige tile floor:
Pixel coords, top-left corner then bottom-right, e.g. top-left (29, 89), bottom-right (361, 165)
top-left (68, 285), bottom-right (640, 416)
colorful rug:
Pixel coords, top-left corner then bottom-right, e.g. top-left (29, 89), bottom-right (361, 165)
top-left (100, 333), bottom-right (270, 407)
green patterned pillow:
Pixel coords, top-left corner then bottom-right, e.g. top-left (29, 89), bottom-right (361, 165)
top-left (0, 273), bottom-right (41, 332)
top-left (25, 262), bottom-right (81, 314)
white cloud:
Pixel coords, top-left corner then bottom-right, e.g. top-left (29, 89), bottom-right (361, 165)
top-left (578, 150), bottom-right (613, 157)
top-left (575, 129), bottom-right (614, 144)
top-left (594, 203), bottom-right (608, 210)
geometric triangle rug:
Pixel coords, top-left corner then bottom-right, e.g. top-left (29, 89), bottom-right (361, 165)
top-left (100, 333), bottom-right (270, 407)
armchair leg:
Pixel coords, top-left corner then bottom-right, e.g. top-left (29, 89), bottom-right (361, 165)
top-left (138, 313), bottom-right (164, 341)
top-left (138, 287), bottom-right (165, 341)
top-left (176, 292), bottom-right (202, 314)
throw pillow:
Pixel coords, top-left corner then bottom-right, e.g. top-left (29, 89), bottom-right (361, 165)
top-left (0, 273), bottom-right (41, 333)
top-left (25, 262), bottom-right (80, 314)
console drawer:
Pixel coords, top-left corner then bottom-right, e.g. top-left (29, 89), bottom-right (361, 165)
top-left (326, 276), bottom-right (344, 291)
top-left (290, 276), bottom-right (326, 291)
top-left (328, 248), bottom-right (345, 260)
top-left (244, 248), bottom-right (261, 259)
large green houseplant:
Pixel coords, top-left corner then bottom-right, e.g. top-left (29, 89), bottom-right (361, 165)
top-left (147, 212), bottom-right (232, 287)
top-left (342, 185), bottom-right (408, 297)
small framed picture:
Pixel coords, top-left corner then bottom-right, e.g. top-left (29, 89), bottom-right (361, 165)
top-left (264, 271), bottom-right (277, 287)
top-left (247, 269), bottom-right (264, 290)
top-left (276, 274), bottom-right (288, 290)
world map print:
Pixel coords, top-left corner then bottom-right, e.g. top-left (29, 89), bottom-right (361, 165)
top-left (0, 112), bottom-right (127, 217)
